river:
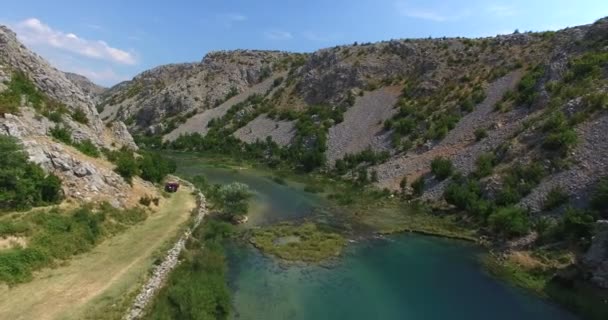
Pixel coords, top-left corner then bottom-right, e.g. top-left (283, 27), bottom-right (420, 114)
top-left (171, 153), bottom-right (577, 320)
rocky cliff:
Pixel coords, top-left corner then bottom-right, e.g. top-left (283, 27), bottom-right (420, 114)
top-left (64, 72), bottom-right (106, 103)
top-left (0, 25), bottom-right (147, 208)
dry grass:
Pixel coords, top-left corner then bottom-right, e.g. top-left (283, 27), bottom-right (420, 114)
top-left (0, 186), bottom-right (196, 320)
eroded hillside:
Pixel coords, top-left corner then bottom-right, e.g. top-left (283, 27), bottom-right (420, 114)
top-left (102, 18), bottom-right (608, 289)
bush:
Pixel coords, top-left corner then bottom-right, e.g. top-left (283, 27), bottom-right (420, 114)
top-left (0, 136), bottom-right (63, 211)
top-left (474, 152), bottom-right (496, 177)
top-left (488, 206), bottom-right (530, 238)
top-left (474, 128), bottom-right (488, 141)
top-left (50, 125), bottom-right (72, 144)
top-left (558, 207), bottom-right (596, 243)
top-left (542, 187), bottom-right (569, 211)
top-left (138, 152), bottom-right (177, 183)
top-left (48, 111), bottom-right (63, 123)
top-left (74, 139), bottom-right (100, 158)
top-left (542, 128), bottom-right (578, 152)
top-left (114, 151), bottom-right (138, 183)
top-left (71, 109), bottom-right (89, 124)
top-left (430, 157), bottom-right (453, 180)
top-left (411, 176), bottom-right (425, 196)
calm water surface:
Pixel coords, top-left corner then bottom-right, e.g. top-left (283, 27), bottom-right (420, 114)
top-left (171, 153), bottom-right (577, 320)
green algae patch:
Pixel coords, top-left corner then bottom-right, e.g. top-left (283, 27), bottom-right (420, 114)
top-left (250, 222), bottom-right (346, 262)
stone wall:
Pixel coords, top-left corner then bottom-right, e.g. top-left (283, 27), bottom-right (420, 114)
top-left (125, 181), bottom-right (207, 320)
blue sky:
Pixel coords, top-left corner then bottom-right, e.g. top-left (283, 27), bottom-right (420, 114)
top-left (2, 0), bottom-right (607, 86)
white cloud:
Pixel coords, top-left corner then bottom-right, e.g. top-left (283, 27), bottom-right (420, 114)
top-left (395, 1), bottom-right (513, 22)
top-left (302, 31), bottom-right (340, 42)
top-left (264, 30), bottom-right (293, 40)
top-left (395, 2), bottom-right (454, 22)
top-left (218, 13), bottom-right (247, 27)
top-left (13, 18), bottom-right (137, 65)
top-left (486, 4), bottom-right (517, 17)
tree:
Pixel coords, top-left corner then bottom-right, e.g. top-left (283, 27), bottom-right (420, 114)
top-left (138, 152), bottom-right (176, 183)
top-left (217, 183), bottom-right (252, 219)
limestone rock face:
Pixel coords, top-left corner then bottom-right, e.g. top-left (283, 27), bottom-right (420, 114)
top-left (0, 25), bottom-right (137, 150)
top-left (99, 50), bottom-right (294, 131)
top-left (64, 72), bottom-right (106, 103)
top-left (0, 24), bottom-right (143, 207)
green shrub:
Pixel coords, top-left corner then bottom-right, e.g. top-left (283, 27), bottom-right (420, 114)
top-left (411, 176), bottom-right (425, 196)
top-left (148, 221), bottom-right (231, 319)
top-left (74, 139), bottom-right (100, 158)
top-left (114, 151), bottom-right (139, 183)
top-left (542, 128), bottom-right (578, 152)
top-left (474, 152), bottom-right (496, 177)
top-left (430, 157), bottom-right (453, 180)
top-left (50, 125), bottom-right (72, 144)
top-left (557, 207), bottom-right (596, 243)
top-left (48, 111), bottom-right (63, 123)
top-left (0, 136), bottom-right (63, 211)
top-left (138, 152), bottom-right (177, 183)
top-left (516, 65), bottom-right (545, 106)
top-left (488, 206), bottom-right (530, 238)
top-left (71, 109), bottom-right (89, 124)
top-left (542, 112), bottom-right (568, 132)
top-left (474, 128), bottom-right (488, 141)
top-left (542, 187), bottom-right (569, 211)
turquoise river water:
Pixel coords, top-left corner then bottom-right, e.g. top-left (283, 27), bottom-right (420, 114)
top-left (171, 154), bottom-right (577, 320)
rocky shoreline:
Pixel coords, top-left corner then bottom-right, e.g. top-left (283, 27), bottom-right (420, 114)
top-left (124, 180), bottom-right (207, 320)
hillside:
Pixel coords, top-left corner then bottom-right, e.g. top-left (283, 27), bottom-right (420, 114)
top-left (100, 17), bottom-right (608, 291)
top-left (0, 25), bottom-right (145, 207)
top-left (64, 72), bottom-right (106, 103)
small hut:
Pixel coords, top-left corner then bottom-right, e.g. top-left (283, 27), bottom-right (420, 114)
top-left (165, 181), bottom-right (180, 193)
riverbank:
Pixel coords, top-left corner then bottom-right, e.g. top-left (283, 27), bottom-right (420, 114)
top-left (483, 250), bottom-right (608, 320)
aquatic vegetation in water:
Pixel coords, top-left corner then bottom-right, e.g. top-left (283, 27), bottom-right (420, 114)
top-left (250, 222), bottom-right (346, 262)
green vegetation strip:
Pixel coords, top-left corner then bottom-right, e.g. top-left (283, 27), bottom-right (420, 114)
top-left (250, 222), bottom-right (346, 262)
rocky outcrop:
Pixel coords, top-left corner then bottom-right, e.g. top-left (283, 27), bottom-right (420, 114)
top-left (100, 50), bottom-right (293, 131)
top-left (0, 24), bottom-right (143, 207)
top-left (64, 72), bottom-right (106, 103)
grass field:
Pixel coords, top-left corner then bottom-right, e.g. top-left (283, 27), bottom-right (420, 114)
top-left (0, 187), bottom-right (196, 320)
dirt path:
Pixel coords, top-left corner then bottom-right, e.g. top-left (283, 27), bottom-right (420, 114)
top-left (0, 187), bottom-right (196, 320)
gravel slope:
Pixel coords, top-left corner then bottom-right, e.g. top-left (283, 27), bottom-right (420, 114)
top-left (519, 113), bottom-right (608, 212)
top-left (163, 73), bottom-right (285, 142)
top-left (233, 114), bottom-right (296, 146)
top-left (374, 71), bottom-right (523, 191)
top-left (326, 86), bottom-right (401, 164)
